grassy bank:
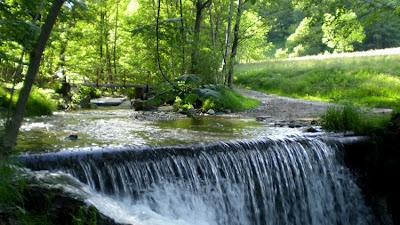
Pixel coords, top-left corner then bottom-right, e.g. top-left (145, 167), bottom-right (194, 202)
top-left (209, 85), bottom-right (260, 112)
top-left (171, 85), bottom-right (260, 113)
top-left (236, 55), bottom-right (400, 109)
top-left (0, 85), bottom-right (56, 117)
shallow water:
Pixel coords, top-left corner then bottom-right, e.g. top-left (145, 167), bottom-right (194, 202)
top-left (16, 109), bottom-right (303, 153)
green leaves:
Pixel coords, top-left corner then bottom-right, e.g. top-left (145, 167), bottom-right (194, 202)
top-left (0, 19), bottom-right (40, 49)
top-left (322, 9), bottom-right (365, 52)
top-left (176, 74), bottom-right (201, 85)
top-left (193, 86), bottom-right (221, 99)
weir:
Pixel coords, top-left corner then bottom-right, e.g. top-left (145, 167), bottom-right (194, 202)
top-left (19, 136), bottom-right (373, 225)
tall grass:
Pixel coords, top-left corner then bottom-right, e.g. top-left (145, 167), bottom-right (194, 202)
top-left (321, 104), bottom-right (391, 134)
top-left (0, 86), bottom-right (56, 117)
top-left (236, 55), bottom-right (400, 109)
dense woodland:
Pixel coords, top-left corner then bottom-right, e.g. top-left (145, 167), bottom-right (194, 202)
top-left (1, 0), bottom-right (399, 87)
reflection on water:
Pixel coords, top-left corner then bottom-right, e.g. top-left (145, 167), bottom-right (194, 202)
top-left (16, 109), bottom-right (302, 153)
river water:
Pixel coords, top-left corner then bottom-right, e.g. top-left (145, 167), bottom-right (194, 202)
top-left (16, 109), bottom-right (302, 153)
top-left (16, 109), bottom-right (376, 225)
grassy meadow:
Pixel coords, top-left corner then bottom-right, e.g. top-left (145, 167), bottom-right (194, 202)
top-left (235, 55), bottom-right (400, 109)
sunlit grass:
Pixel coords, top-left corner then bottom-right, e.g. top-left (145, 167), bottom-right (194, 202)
top-left (236, 55), bottom-right (400, 109)
top-left (216, 86), bottom-right (260, 112)
top-left (0, 85), bottom-right (57, 117)
top-left (321, 104), bottom-right (391, 134)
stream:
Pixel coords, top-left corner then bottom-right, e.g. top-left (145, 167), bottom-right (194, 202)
top-left (16, 109), bottom-right (378, 225)
top-left (15, 109), bottom-right (303, 153)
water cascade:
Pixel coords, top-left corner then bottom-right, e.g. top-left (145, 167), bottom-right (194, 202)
top-left (20, 137), bottom-right (373, 225)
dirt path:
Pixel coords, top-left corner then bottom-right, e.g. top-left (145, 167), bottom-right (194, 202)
top-left (229, 88), bottom-right (391, 126)
top-left (233, 88), bottom-right (332, 122)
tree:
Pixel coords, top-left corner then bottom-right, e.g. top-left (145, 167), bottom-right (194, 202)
top-left (221, 0), bottom-right (234, 81)
top-left (1, 0), bottom-right (66, 157)
top-left (226, 0), bottom-right (243, 87)
top-left (190, 0), bottom-right (212, 74)
top-left (322, 8), bottom-right (365, 52)
top-left (286, 17), bottom-right (323, 56)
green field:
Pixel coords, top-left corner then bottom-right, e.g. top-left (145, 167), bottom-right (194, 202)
top-left (235, 55), bottom-right (400, 109)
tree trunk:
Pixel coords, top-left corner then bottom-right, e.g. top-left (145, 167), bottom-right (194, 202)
top-left (214, 4), bottom-right (220, 48)
top-left (179, 0), bottom-right (186, 74)
top-left (209, 3), bottom-right (215, 47)
top-left (105, 29), bottom-right (113, 84)
top-left (227, 0), bottom-right (242, 88)
top-left (113, 0), bottom-right (119, 80)
top-left (59, 35), bottom-right (67, 78)
top-left (190, 0), bottom-right (211, 74)
top-left (1, 0), bottom-right (65, 158)
top-left (97, 10), bottom-right (105, 85)
top-left (6, 49), bottom-right (25, 123)
top-left (222, 0), bottom-right (234, 83)
top-left (190, 1), bottom-right (203, 74)
top-left (155, 0), bottom-right (174, 86)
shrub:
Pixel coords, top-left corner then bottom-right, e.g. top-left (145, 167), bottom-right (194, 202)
top-left (25, 88), bottom-right (57, 117)
top-left (201, 98), bottom-right (216, 112)
top-left (274, 48), bottom-right (288, 59)
top-left (71, 86), bottom-right (100, 108)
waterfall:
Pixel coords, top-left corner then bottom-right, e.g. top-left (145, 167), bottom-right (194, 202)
top-left (20, 137), bottom-right (373, 225)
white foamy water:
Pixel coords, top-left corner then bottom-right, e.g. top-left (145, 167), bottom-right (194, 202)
top-left (24, 137), bottom-right (373, 225)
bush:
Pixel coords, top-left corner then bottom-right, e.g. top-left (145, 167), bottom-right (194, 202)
top-left (25, 88), bottom-right (57, 117)
top-left (201, 98), bottom-right (216, 112)
top-left (274, 48), bottom-right (288, 58)
top-left (71, 86), bottom-right (100, 108)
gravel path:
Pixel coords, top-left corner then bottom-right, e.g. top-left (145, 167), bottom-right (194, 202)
top-left (233, 88), bottom-right (333, 122)
top-left (227, 88), bottom-right (392, 126)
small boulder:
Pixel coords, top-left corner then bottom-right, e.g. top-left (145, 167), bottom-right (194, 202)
top-left (187, 108), bottom-right (199, 118)
top-left (256, 116), bottom-right (272, 121)
top-left (207, 109), bottom-right (216, 115)
top-left (158, 106), bottom-right (174, 112)
top-left (304, 126), bottom-right (320, 133)
top-left (65, 134), bottom-right (78, 141)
